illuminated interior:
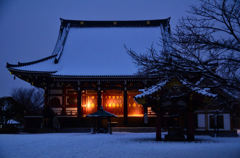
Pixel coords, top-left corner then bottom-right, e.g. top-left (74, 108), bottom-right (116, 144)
top-left (103, 90), bottom-right (124, 116)
top-left (128, 93), bottom-right (144, 117)
top-left (81, 91), bottom-right (97, 115)
top-left (64, 89), bottom-right (144, 117)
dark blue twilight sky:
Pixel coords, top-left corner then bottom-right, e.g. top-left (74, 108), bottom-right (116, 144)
top-left (0, 0), bottom-right (194, 97)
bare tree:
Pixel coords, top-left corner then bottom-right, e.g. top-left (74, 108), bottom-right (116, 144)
top-left (11, 88), bottom-right (44, 122)
top-left (127, 0), bottom-right (240, 99)
top-left (0, 97), bottom-right (18, 125)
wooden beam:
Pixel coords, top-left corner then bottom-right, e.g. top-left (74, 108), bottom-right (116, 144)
top-left (143, 81), bottom-right (148, 124)
top-left (97, 81), bottom-right (101, 110)
top-left (62, 84), bottom-right (66, 115)
top-left (156, 112), bottom-right (162, 141)
top-left (187, 94), bottom-right (195, 141)
top-left (77, 81), bottom-right (82, 117)
top-left (44, 85), bottom-right (49, 108)
top-left (144, 106), bottom-right (148, 124)
top-left (124, 81), bottom-right (128, 125)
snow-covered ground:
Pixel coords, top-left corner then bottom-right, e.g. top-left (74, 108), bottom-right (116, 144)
top-left (0, 132), bottom-right (240, 158)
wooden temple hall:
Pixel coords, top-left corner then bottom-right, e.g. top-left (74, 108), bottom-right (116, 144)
top-left (6, 18), bottom-right (171, 126)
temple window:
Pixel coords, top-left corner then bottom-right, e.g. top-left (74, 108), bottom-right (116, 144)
top-left (128, 91), bottom-right (144, 117)
top-left (103, 90), bottom-right (123, 116)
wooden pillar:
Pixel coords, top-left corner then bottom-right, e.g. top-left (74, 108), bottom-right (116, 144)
top-left (107, 117), bottom-right (112, 134)
top-left (187, 94), bottom-right (195, 141)
top-left (143, 80), bottom-right (148, 124)
top-left (205, 112), bottom-right (209, 132)
top-left (156, 112), bottom-right (162, 141)
top-left (77, 86), bottom-right (82, 117)
top-left (123, 81), bottom-right (128, 125)
top-left (97, 81), bottom-right (101, 110)
top-left (230, 112), bottom-right (234, 131)
top-left (44, 84), bottom-right (49, 108)
top-left (61, 84), bottom-right (66, 115)
top-left (204, 104), bottom-right (209, 132)
top-left (144, 106), bottom-right (148, 124)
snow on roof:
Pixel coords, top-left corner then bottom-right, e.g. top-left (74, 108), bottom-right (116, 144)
top-left (7, 119), bottom-right (20, 124)
top-left (55, 27), bottom-right (162, 75)
top-left (7, 19), bottom-right (167, 76)
top-left (8, 56), bottom-right (58, 73)
top-left (135, 80), bottom-right (168, 99)
top-left (180, 79), bottom-right (217, 97)
top-left (86, 106), bottom-right (116, 118)
top-left (135, 78), bottom-right (217, 99)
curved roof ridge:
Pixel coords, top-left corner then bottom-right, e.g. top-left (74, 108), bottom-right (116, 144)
top-left (6, 54), bottom-right (56, 68)
top-left (60, 17), bottom-right (171, 28)
top-left (60, 17), bottom-right (171, 22)
top-left (8, 67), bottom-right (57, 74)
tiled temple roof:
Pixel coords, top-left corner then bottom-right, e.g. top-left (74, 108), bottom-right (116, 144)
top-left (7, 18), bottom-right (170, 78)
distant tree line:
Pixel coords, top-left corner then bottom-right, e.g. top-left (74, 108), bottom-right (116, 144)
top-left (0, 88), bottom-right (44, 125)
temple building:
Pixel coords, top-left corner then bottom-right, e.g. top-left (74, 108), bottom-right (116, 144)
top-left (135, 78), bottom-right (239, 137)
top-left (6, 18), bottom-right (240, 134)
top-left (6, 18), bottom-right (171, 127)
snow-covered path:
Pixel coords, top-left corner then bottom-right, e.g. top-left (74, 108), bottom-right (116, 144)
top-left (0, 133), bottom-right (240, 158)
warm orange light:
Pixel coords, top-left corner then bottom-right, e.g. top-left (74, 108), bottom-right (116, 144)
top-left (87, 103), bottom-right (91, 108)
top-left (129, 114), bottom-right (144, 117)
top-left (133, 103), bottom-right (136, 107)
top-left (82, 94), bottom-right (98, 115)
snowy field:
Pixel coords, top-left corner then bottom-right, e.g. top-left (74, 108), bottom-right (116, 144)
top-left (0, 132), bottom-right (240, 158)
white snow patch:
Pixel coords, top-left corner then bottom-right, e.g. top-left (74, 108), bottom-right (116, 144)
top-left (0, 133), bottom-right (239, 158)
top-left (7, 119), bottom-right (20, 124)
top-left (136, 78), bottom-right (217, 99)
top-left (135, 80), bottom-right (168, 98)
top-left (180, 79), bottom-right (217, 97)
